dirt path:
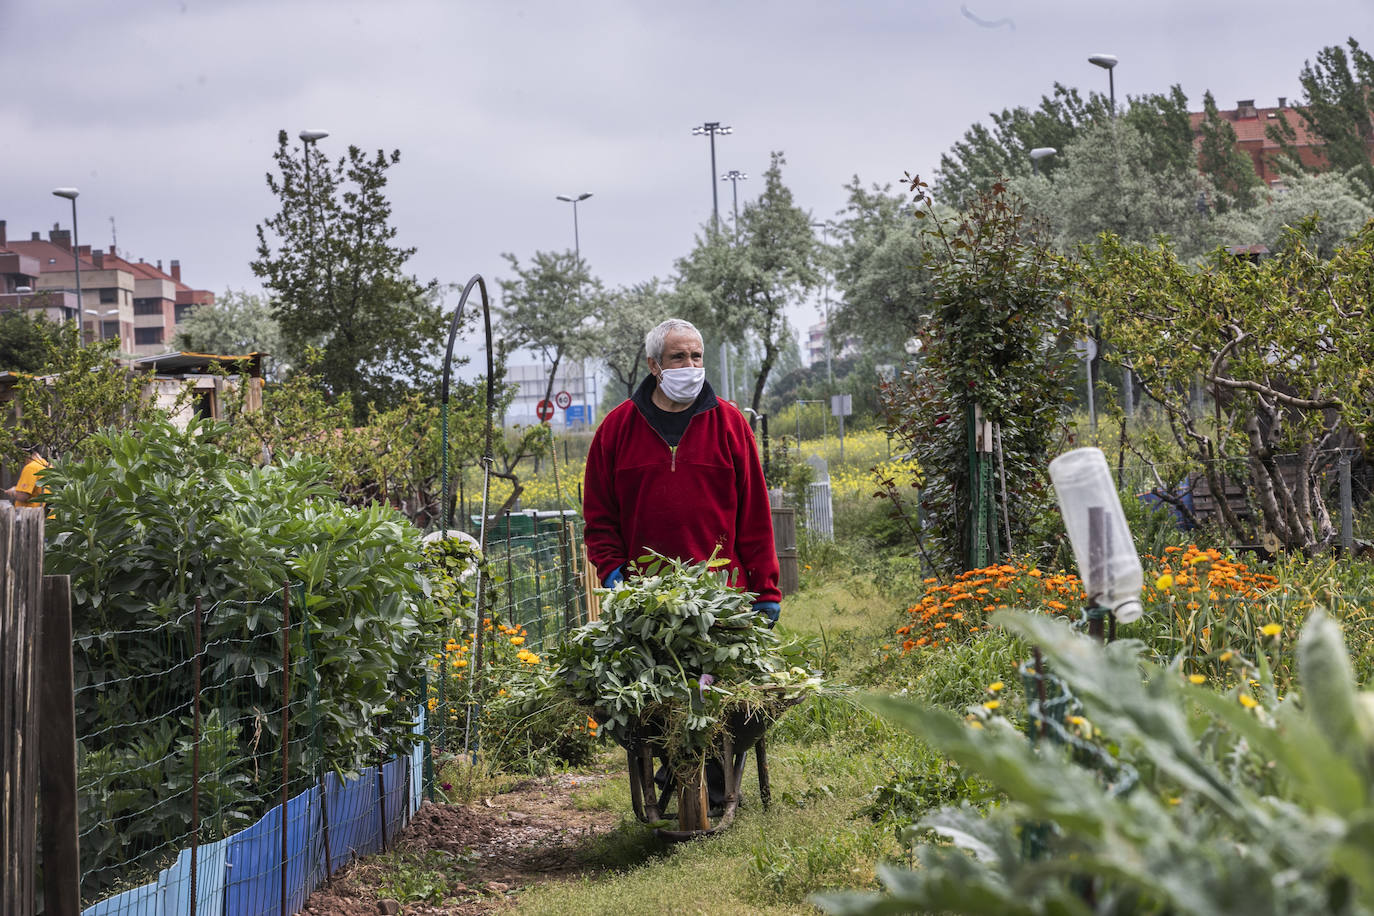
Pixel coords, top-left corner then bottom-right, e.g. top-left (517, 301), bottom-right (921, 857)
top-left (301, 772), bottom-right (624, 915)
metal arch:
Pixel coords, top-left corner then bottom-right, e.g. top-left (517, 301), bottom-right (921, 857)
top-left (440, 273), bottom-right (496, 534)
top-left (437, 273), bottom-right (497, 759)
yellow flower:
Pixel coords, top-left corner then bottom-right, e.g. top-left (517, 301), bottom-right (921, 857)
top-left (983, 700), bottom-right (1001, 711)
top-left (1260, 623), bottom-right (1282, 637)
top-left (1188, 674), bottom-right (1206, 685)
top-left (510, 636), bottom-right (526, 646)
top-left (1219, 651), bottom-right (1233, 662)
top-left (988, 681), bottom-right (1005, 693)
top-left (452, 658), bottom-right (468, 668)
top-left (1168, 796), bottom-right (1181, 806)
top-left (1155, 573), bottom-right (1174, 590)
top-left (1239, 694), bottom-right (1258, 709)
top-left (1067, 715), bottom-right (1087, 727)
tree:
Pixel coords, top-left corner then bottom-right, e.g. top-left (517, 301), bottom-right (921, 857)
top-left (173, 289), bottom-right (288, 379)
top-left (1073, 219), bottom-right (1374, 553)
top-left (936, 83), bottom-right (1195, 208)
top-left (1197, 90), bottom-right (1264, 211)
top-left (0, 309), bottom-right (63, 373)
top-left (674, 152), bottom-right (819, 414)
top-left (252, 130), bottom-right (444, 421)
top-left (496, 249), bottom-right (601, 411)
top-left (4, 322), bottom-right (172, 466)
top-left (830, 178), bottom-right (935, 354)
top-left (936, 83), bottom-right (1109, 204)
top-left (883, 178), bottom-right (1076, 573)
top-left (1213, 169), bottom-right (1374, 258)
top-left (1015, 119), bottom-right (1218, 259)
top-left (595, 279), bottom-right (666, 400)
top-left (1269, 38), bottom-right (1374, 195)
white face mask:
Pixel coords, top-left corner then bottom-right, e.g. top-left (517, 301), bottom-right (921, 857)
top-left (656, 366), bottom-right (705, 404)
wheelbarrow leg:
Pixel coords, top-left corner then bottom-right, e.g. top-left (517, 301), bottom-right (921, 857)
top-left (755, 736), bottom-right (771, 810)
top-left (627, 744), bottom-right (645, 821)
top-left (639, 744), bottom-right (663, 822)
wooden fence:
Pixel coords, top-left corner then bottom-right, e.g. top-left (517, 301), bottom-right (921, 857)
top-left (0, 504), bottom-right (78, 916)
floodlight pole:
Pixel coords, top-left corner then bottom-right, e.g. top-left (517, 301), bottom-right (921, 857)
top-left (692, 122), bottom-right (732, 233)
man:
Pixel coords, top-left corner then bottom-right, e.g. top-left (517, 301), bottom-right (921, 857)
top-left (583, 318), bottom-right (781, 624)
top-left (3, 443), bottom-right (49, 510)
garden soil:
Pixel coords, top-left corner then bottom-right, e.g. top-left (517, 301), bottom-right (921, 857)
top-left (301, 772), bottom-right (622, 915)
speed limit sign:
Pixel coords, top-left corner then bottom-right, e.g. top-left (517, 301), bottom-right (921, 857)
top-left (554, 390), bottom-right (573, 409)
top-left (536, 399), bottom-right (555, 423)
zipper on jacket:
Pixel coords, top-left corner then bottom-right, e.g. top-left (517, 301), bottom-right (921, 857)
top-left (670, 445), bottom-right (677, 471)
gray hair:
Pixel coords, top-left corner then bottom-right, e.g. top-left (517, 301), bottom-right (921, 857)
top-left (644, 318), bottom-right (703, 362)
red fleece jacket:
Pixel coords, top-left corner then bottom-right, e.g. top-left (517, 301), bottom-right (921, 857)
top-left (583, 383), bottom-right (781, 604)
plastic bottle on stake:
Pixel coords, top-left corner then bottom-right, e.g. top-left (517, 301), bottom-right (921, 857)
top-left (1048, 447), bottom-right (1144, 622)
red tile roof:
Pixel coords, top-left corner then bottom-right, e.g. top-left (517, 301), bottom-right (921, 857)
top-left (1188, 104), bottom-right (1324, 150)
top-left (4, 238), bottom-right (96, 272)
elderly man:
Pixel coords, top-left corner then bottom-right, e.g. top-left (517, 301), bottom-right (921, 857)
top-left (583, 317), bottom-right (781, 624)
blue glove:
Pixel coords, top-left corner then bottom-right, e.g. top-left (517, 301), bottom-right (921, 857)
top-left (753, 601), bottom-right (780, 627)
top-left (602, 567), bottom-right (625, 588)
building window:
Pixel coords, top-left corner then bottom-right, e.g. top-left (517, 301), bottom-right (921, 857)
top-left (134, 327), bottom-right (164, 345)
top-left (133, 298), bottom-right (163, 316)
top-left (99, 288), bottom-right (118, 304)
top-left (175, 303), bottom-right (195, 322)
top-left (102, 320), bottom-right (120, 341)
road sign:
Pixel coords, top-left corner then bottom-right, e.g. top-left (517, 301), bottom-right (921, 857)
top-left (554, 390), bottom-right (573, 409)
top-left (830, 394), bottom-right (852, 417)
top-left (536, 399), bottom-right (555, 423)
top-left (565, 404), bottom-right (590, 425)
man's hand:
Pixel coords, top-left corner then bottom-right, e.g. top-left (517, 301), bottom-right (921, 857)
top-left (753, 601), bottom-right (780, 628)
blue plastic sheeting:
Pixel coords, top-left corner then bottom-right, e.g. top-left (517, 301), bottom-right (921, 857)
top-left (161, 838), bottom-right (229, 914)
top-left (324, 766), bottom-right (381, 871)
top-left (223, 787), bottom-right (321, 916)
top-left (80, 752), bottom-right (415, 916)
top-left (412, 707), bottom-right (426, 815)
top-left (83, 882), bottom-right (158, 916)
top-left (382, 756), bottom-right (409, 841)
top-left (81, 838), bottom-right (229, 916)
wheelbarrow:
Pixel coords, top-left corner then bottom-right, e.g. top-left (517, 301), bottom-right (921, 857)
top-left (619, 693), bottom-right (797, 840)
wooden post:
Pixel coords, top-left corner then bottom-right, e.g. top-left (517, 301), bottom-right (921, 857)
top-left (2, 505), bottom-right (44, 916)
top-left (677, 765), bottom-right (709, 832)
top-left (39, 574), bottom-right (78, 916)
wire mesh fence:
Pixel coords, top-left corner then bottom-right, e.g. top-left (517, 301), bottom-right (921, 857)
top-left (68, 513), bottom-right (595, 915)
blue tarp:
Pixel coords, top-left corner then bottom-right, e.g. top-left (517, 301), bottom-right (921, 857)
top-left (223, 787), bottom-right (320, 916)
top-left (81, 752), bottom-right (415, 916)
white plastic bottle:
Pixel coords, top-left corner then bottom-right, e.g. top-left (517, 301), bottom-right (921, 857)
top-left (1047, 447), bottom-right (1144, 623)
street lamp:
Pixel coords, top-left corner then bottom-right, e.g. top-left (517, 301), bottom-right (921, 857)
top-left (1029, 146), bottom-right (1057, 175)
top-left (719, 170), bottom-right (748, 240)
top-left (1087, 53), bottom-right (1132, 420)
top-left (691, 122), bottom-right (732, 232)
top-left (299, 129), bottom-right (329, 300)
top-left (1088, 53), bottom-right (1118, 114)
top-left (52, 187), bottom-right (83, 339)
top-left (811, 221), bottom-right (834, 388)
top-left (555, 192), bottom-right (593, 264)
top-left (84, 307), bottom-right (119, 343)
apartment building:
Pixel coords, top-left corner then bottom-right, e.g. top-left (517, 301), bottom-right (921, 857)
top-left (0, 219), bottom-right (213, 357)
top-left (1188, 97), bottom-right (1350, 187)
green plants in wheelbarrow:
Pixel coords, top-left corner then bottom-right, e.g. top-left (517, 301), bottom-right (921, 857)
top-left (552, 551), bottom-right (822, 827)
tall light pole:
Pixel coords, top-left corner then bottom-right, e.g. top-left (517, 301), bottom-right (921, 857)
top-left (691, 122), bottom-right (732, 232)
top-left (811, 221), bottom-right (833, 388)
top-left (720, 170), bottom-right (748, 240)
top-left (556, 192), bottom-right (593, 425)
top-left (555, 192), bottom-right (593, 264)
top-left (299, 129), bottom-right (329, 311)
top-left (1029, 146), bottom-right (1057, 175)
top-left (1088, 53), bottom-right (1118, 114)
top-left (52, 187), bottom-right (83, 339)
top-left (1088, 53), bottom-right (1132, 421)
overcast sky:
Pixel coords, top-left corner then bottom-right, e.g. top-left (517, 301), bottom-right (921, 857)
top-left (3, 0), bottom-right (1372, 363)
